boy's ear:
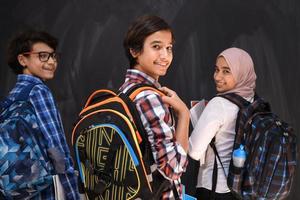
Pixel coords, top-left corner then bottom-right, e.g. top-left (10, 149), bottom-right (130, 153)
top-left (17, 54), bottom-right (27, 67)
top-left (130, 48), bottom-right (139, 58)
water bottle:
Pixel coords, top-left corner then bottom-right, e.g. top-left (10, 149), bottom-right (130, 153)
top-left (232, 144), bottom-right (247, 168)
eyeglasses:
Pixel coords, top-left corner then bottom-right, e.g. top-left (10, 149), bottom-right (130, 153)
top-left (23, 51), bottom-right (59, 62)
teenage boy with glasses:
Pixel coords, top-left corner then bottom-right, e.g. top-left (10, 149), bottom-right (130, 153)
top-left (4, 29), bottom-right (79, 199)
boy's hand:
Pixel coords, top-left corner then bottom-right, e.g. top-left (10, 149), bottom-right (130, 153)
top-left (159, 87), bottom-right (189, 118)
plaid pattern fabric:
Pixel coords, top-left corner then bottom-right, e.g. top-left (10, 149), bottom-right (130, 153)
top-left (220, 93), bottom-right (297, 200)
top-left (120, 69), bottom-right (188, 200)
top-left (7, 75), bottom-right (79, 200)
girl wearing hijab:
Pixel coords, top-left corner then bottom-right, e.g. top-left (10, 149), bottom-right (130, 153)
top-left (188, 47), bottom-right (257, 200)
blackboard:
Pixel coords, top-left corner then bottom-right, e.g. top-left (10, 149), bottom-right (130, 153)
top-left (0, 0), bottom-right (299, 199)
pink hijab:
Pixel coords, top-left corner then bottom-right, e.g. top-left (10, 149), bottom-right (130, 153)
top-left (218, 47), bottom-right (257, 98)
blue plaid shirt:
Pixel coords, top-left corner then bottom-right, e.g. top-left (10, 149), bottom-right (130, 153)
top-left (8, 74), bottom-right (79, 200)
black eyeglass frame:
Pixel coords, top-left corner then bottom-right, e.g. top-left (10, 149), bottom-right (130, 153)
top-left (22, 51), bottom-right (59, 62)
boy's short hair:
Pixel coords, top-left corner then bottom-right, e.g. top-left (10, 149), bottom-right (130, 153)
top-left (7, 29), bottom-right (58, 74)
top-left (123, 15), bottom-right (174, 68)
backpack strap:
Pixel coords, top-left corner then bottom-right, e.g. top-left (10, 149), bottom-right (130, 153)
top-left (219, 93), bottom-right (271, 145)
top-left (121, 83), bottom-right (166, 157)
top-left (16, 83), bottom-right (37, 101)
top-left (209, 93), bottom-right (250, 199)
top-left (210, 139), bottom-right (218, 200)
top-left (1, 83), bottom-right (37, 112)
top-left (218, 93), bottom-right (271, 113)
top-left (83, 89), bottom-right (117, 108)
top-left (218, 93), bottom-right (255, 146)
top-left (217, 93), bottom-right (250, 109)
top-left (83, 133), bottom-right (120, 199)
top-left (209, 138), bottom-right (228, 200)
top-left (125, 83), bottom-right (173, 130)
top-left (124, 83), bottom-right (165, 100)
top-left (0, 98), bottom-right (13, 113)
top-left (122, 84), bottom-right (180, 198)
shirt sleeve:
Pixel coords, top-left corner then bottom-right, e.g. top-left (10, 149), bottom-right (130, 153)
top-left (188, 97), bottom-right (226, 165)
top-left (29, 85), bottom-right (79, 200)
top-left (135, 91), bottom-right (188, 181)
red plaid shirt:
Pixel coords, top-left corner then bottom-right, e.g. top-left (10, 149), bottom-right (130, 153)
top-left (119, 69), bottom-right (188, 200)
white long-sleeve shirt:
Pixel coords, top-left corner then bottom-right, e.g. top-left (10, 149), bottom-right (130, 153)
top-left (189, 96), bottom-right (251, 193)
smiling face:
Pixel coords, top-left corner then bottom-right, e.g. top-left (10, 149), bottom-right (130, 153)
top-left (131, 30), bottom-right (173, 80)
top-left (214, 56), bottom-right (236, 93)
top-left (18, 42), bottom-right (57, 81)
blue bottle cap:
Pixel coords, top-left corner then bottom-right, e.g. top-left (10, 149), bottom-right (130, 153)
top-left (233, 144), bottom-right (246, 158)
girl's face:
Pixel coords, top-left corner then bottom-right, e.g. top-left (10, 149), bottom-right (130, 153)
top-left (214, 56), bottom-right (236, 93)
top-left (131, 30), bottom-right (173, 80)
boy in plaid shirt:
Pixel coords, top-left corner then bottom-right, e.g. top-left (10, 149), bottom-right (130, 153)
top-left (120, 15), bottom-right (190, 200)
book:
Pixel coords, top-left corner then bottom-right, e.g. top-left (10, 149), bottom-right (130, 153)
top-left (190, 99), bottom-right (206, 128)
top-left (53, 175), bottom-right (65, 200)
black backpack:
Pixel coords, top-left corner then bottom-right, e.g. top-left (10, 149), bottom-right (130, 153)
top-left (72, 84), bottom-right (178, 200)
top-left (210, 93), bottom-right (297, 200)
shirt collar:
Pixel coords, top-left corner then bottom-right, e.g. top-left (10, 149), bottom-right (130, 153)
top-left (125, 69), bottom-right (161, 88)
top-left (17, 74), bottom-right (44, 85)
